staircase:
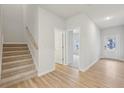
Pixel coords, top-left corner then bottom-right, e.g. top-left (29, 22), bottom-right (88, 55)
top-left (0, 44), bottom-right (37, 87)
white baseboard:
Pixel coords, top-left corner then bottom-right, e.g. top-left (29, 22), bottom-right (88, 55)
top-left (80, 58), bottom-right (100, 72)
top-left (4, 42), bottom-right (27, 44)
top-left (38, 67), bottom-right (55, 77)
top-left (100, 57), bottom-right (124, 62)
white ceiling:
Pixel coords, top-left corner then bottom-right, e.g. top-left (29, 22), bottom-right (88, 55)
top-left (40, 4), bottom-right (124, 29)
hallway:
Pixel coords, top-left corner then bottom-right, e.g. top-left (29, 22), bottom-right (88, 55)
top-left (5, 59), bottom-right (124, 88)
top-left (0, 4), bottom-right (124, 88)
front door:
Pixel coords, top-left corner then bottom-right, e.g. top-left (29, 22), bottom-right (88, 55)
top-left (103, 35), bottom-right (120, 59)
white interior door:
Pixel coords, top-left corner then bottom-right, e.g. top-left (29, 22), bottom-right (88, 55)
top-left (55, 30), bottom-right (63, 64)
top-left (103, 35), bottom-right (120, 59)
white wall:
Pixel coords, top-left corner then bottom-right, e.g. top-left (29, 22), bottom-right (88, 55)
top-left (23, 5), bottom-right (39, 69)
top-left (2, 5), bottom-right (26, 43)
top-left (38, 7), bottom-right (65, 75)
top-left (101, 26), bottom-right (124, 60)
top-left (23, 5), bottom-right (66, 75)
top-left (23, 5), bottom-right (39, 44)
top-left (66, 31), bottom-right (73, 65)
top-left (0, 5), bottom-right (2, 36)
top-left (0, 5), bottom-right (2, 79)
top-left (66, 14), bottom-right (101, 71)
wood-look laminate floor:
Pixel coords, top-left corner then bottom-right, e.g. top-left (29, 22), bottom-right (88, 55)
top-left (7, 59), bottom-right (124, 88)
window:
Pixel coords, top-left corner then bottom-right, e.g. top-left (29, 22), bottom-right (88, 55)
top-left (107, 38), bottom-right (116, 50)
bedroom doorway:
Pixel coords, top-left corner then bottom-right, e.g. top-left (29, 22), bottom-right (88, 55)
top-left (66, 28), bottom-right (80, 69)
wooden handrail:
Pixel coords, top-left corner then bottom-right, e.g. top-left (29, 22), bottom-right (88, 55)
top-left (26, 26), bottom-right (38, 50)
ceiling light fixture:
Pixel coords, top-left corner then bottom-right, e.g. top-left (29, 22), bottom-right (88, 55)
top-left (106, 17), bottom-right (110, 20)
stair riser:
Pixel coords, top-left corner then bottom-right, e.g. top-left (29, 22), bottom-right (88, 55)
top-left (2, 65), bottom-right (35, 79)
top-left (2, 55), bottom-right (32, 63)
top-left (3, 51), bottom-right (30, 57)
top-left (3, 47), bottom-right (28, 51)
top-left (3, 44), bottom-right (27, 47)
top-left (1, 44), bottom-right (36, 88)
top-left (0, 71), bottom-right (37, 88)
top-left (2, 60), bottom-right (33, 70)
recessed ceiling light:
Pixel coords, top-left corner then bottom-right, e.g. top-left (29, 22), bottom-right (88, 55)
top-left (106, 17), bottom-right (110, 20)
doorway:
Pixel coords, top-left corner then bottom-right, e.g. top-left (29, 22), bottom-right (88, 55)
top-left (66, 28), bottom-right (80, 69)
top-left (54, 28), bottom-right (80, 69)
